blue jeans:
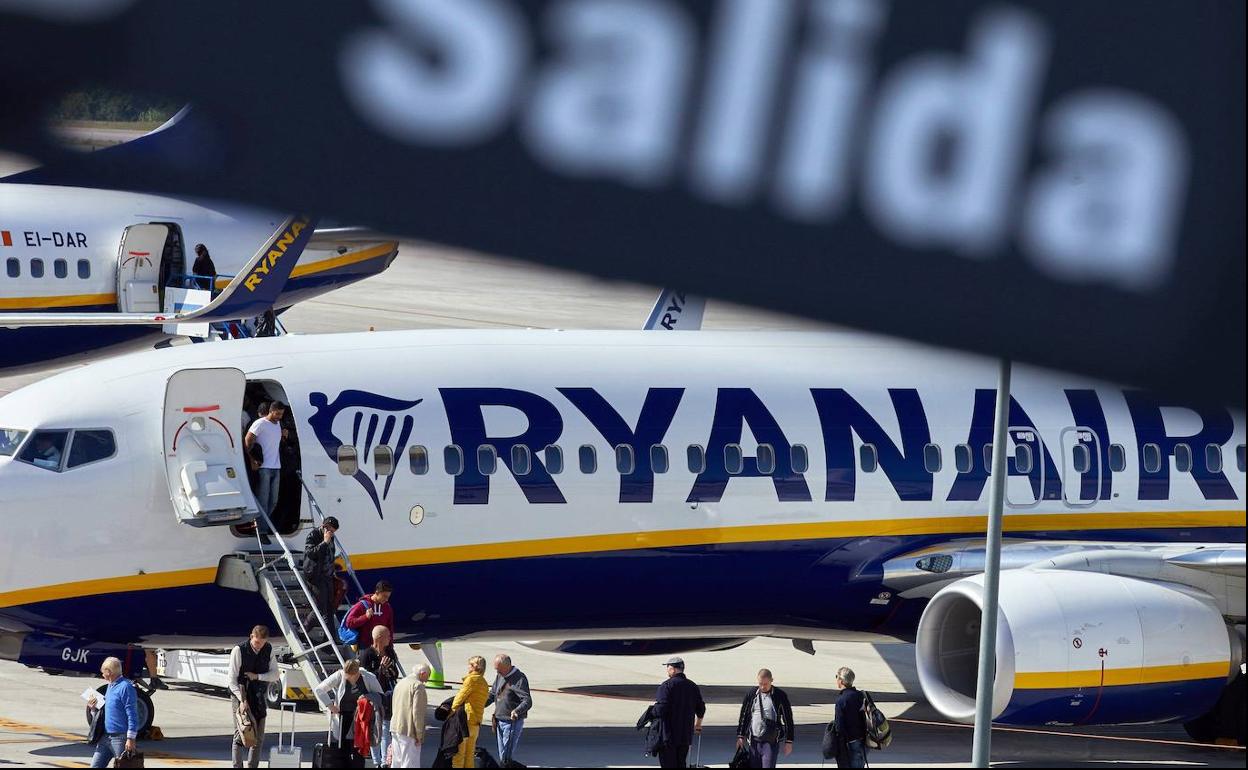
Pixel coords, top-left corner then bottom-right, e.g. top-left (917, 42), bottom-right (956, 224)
top-left (838, 739), bottom-right (867, 768)
top-left (496, 718), bottom-right (524, 763)
top-left (256, 468), bottom-right (280, 515)
top-left (370, 720), bottom-right (391, 767)
top-left (91, 735), bottom-right (127, 768)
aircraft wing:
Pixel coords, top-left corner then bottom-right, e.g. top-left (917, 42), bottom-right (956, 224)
top-left (308, 226), bottom-right (398, 251)
top-left (643, 289), bottom-right (705, 331)
top-left (0, 214), bottom-right (316, 328)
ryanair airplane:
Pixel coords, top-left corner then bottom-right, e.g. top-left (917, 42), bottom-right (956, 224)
top-left (0, 109), bottom-right (399, 371)
top-left (0, 329), bottom-right (1243, 743)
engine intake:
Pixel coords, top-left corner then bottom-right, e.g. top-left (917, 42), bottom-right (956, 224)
top-left (916, 570), bottom-right (1235, 726)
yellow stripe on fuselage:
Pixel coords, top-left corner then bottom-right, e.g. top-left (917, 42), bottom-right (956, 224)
top-left (213, 242), bottom-right (397, 290)
top-left (0, 292), bottom-right (116, 310)
top-left (0, 509), bottom-right (1242, 610)
top-left (1014, 661), bottom-right (1231, 690)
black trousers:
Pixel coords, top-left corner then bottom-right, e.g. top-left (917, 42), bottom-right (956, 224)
top-left (659, 744), bottom-right (690, 768)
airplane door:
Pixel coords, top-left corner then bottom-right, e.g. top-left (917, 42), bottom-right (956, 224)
top-left (1060, 426), bottom-right (1101, 507)
top-left (117, 224), bottom-right (169, 313)
top-left (163, 368), bottom-right (259, 527)
top-left (1005, 427), bottom-right (1043, 507)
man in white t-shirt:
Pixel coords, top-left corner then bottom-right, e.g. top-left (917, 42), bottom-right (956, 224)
top-left (245, 401), bottom-right (286, 517)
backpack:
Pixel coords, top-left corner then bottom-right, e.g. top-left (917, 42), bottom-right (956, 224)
top-left (861, 690), bottom-right (892, 750)
top-left (337, 598), bottom-right (370, 645)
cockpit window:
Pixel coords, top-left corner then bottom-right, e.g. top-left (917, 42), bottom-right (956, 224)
top-left (17, 430), bottom-right (69, 471)
top-left (67, 430), bottom-right (117, 469)
top-left (0, 428), bottom-right (28, 457)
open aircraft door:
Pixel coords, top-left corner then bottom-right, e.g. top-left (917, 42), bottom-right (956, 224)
top-left (117, 224), bottom-right (169, 313)
top-left (163, 368), bottom-right (259, 527)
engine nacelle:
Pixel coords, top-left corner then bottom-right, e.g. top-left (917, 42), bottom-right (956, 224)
top-left (519, 637), bottom-right (751, 656)
top-left (916, 570), bottom-right (1236, 726)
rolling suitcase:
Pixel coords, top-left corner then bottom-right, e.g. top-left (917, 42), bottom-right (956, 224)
top-left (268, 702), bottom-right (302, 768)
top-left (312, 720), bottom-right (356, 768)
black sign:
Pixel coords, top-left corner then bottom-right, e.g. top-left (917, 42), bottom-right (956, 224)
top-left (0, 0), bottom-right (1242, 404)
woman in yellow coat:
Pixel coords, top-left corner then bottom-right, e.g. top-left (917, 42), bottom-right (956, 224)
top-left (452, 655), bottom-right (490, 768)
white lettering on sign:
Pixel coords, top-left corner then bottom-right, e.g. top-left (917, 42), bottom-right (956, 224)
top-left (341, 0), bottom-right (1191, 294)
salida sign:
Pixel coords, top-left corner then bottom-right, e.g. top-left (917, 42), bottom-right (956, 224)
top-left (0, 0), bottom-right (1241, 404)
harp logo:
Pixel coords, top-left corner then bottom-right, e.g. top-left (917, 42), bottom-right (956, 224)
top-left (308, 390), bottom-right (424, 518)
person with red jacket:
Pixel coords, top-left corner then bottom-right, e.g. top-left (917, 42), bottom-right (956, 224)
top-left (344, 580), bottom-right (395, 649)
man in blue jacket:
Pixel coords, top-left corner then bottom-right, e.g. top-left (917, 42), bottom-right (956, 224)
top-left (89, 656), bottom-right (139, 768)
top-left (654, 657), bottom-right (705, 768)
top-left (834, 666), bottom-right (868, 768)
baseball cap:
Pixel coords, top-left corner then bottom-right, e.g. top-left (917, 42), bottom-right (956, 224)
top-left (663, 656), bottom-right (685, 668)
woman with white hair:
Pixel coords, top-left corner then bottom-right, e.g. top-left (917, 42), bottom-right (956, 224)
top-left (88, 657), bottom-right (139, 768)
top-left (390, 663), bottom-right (432, 767)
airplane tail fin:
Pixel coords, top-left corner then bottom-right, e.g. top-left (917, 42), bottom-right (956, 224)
top-left (643, 289), bottom-right (705, 331)
top-left (5, 106), bottom-right (223, 186)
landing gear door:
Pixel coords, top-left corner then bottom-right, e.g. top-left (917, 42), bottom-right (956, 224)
top-left (163, 368), bottom-right (258, 527)
top-left (117, 224), bottom-right (169, 313)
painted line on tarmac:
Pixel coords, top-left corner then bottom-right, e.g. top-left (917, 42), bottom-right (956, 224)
top-left (890, 716), bottom-right (1246, 751)
top-left (0, 717), bottom-right (215, 766)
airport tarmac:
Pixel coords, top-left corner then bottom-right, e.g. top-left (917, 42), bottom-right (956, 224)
top-left (1, 638), bottom-right (1242, 768)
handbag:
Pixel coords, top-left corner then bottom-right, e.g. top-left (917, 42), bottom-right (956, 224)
top-left (337, 598), bottom-right (370, 645)
top-left (237, 703), bottom-right (258, 748)
top-left (753, 690), bottom-right (782, 743)
top-left (113, 749), bottom-right (145, 768)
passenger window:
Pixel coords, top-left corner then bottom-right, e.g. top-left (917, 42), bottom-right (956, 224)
top-left (409, 445), bottom-right (429, 475)
top-left (1205, 444), bottom-right (1222, 474)
top-left (544, 445), bottom-right (563, 475)
top-left (478, 445), bottom-right (498, 475)
top-left (0, 428), bottom-right (28, 457)
top-left (1109, 443), bottom-right (1126, 472)
top-left (336, 446), bottom-right (358, 475)
top-left (791, 444), bottom-right (809, 474)
top-left (512, 445), bottom-right (531, 476)
top-left (373, 446), bottom-right (394, 476)
top-left (17, 429), bottom-right (69, 471)
top-left (615, 445), bottom-right (635, 474)
top-left (1071, 444), bottom-right (1090, 474)
top-left (859, 444), bottom-right (878, 473)
top-left (77, 259), bottom-right (91, 279)
top-left (954, 444), bottom-right (972, 473)
top-left (1142, 443), bottom-right (1162, 474)
top-left (54, 258), bottom-right (67, 279)
top-left (1173, 443), bottom-right (1192, 473)
top-left (1015, 444), bottom-right (1034, 474)
top-left (923, 443), bottom-right (942, 473)
top-left (1238, 444), bottom-right (1246, 473)
top-left (578, 445), bottom-right (597, 473)
top-left (30, 258), bottom-right (44, 278)
top-left (66, 429), bottom-right (116, 469)
top-left (5, 258), bottom-right (17, 278)
top-left (756, 444), bottom-right (775, 474)
top-left (687, 445), bottom-right (706, 474)
top-left (725, 444), bottom-right (744, 475)
top-left (651, 444), bottom-right (669, 474)
top-left (444, 445), bottom-right (464, 476)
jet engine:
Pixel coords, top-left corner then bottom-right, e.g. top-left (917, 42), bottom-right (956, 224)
top-left (915, 570), bottom-right (1238, 726)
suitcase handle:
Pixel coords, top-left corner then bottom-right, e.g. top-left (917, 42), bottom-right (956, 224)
top-left (277, 701), bottom-right (297, 751)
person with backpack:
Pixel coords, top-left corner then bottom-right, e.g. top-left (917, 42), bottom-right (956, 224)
top-left (735, 668), bottom-right (795, 768)
top-left (344, 580), bottom-right (395, 650)
top-left (833, 667), bottom-right (868, 768)
top-left (654, 656), bottom-right (706, 768)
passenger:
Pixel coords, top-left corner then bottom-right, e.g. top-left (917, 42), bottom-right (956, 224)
top-left (654, 657), bottom-right (705, 769)
top-left (833, 667), bottom-right (868, 769)
top-left (29, 434), bottom-right (61, 470)
top-left (88, 656), bottom-right (139, 769)
top-left (345, 579), bottom-right (396, 650)
top-left (735, 668), bottom-right (795, 768)
top-left (192, 243), bottom-right (217, 290)
top-left (390, 663), bottom-right (431, 769)
top-left (301, 516), bottom-right (340, 631)
top-left (244, 401), bottom-right (286, 519)
top-left (450, 656), bottom-right (490, 769)
top-left (359, 626), bottom-right (401, 767)
top-left (143, 648), bottom-right (168, 691)
top-left (486, 653), bottom-right (532, 767)
top-left (228, 625), bottom-right (279, 769)
top-left (313, 659), bottom-right (383, 766)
